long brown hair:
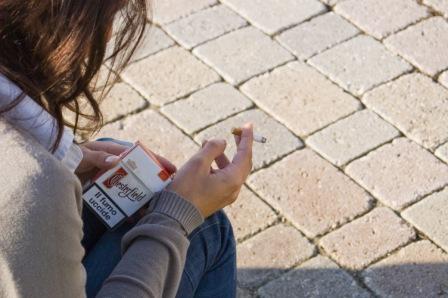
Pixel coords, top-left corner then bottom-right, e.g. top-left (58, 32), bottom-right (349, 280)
top-left (0, 0), bottom-right (148, 149)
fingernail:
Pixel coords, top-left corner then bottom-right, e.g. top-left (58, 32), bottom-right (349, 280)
top-left (243, 122), bottom-right (254, 129)
top-left (105, 155), bottom-right (120, 163)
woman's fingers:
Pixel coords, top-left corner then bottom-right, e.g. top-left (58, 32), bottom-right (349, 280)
top-left (83, 141), bottom-right (129, 156)
top-left (198, 139), bottom-right (227, 168)
top-left (220, 123), bottom-right (253, 182)
top-left (232, 123), bottom-right (253, 170)
top-left (203, 139), bottom-right (230, 170)
top-left (215, 153), bottom-right (230, 169)
top-left (79, 146), bottom-right (121, 172)
top-left (234, 134), bottom-right (241, 146)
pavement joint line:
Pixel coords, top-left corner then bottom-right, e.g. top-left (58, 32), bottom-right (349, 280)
top-left (152, 1), bottom-right (221, 27)
top-left (235, 217), bottom-right (281, 245)
top-left (302, 113), bottom-right (406, 168)
top-left (415, 0), bottom-right (447, 17)
top-left (192, 48), bottom-right (298, 89)
top-left (306, 42), bottom-right (417, 96)
top-left (243, 182), bottom-right (284, 217)
top-left (340, 135), bottom-right (448, 208)
top-left (187, 104), bottom-right (256, 136)
top-left (306, 228), bottom-right (379, 296)
top-left (299, 107), bottom-right (365, 140)
top-left (124, 23), bottom-right (176, 65)
top-left (400, 184), bottom-right (448, 214)
top-left (382, 17), bottom-right (448, 79)
top-left (379, 12), bottom-right (438, 41)
top-left (434, 67), bottom-right (448, 79)
top-left (269, 8), bottom-right (331, 38)
top-left (238, 222), bottom-right (319, 292)
top-left (300, 31), bottom-right (364, 62)
top-left (404, 223), bottom-right (448, 255)
top-left (233, 65), bottom-right (366, 141)
top-left (299, 15), bottom-right (446, 87)
top-left (218, 1), bottom-right (330, 38)
top-left (317, 208), bottom-right (417, 270)
top-left (169, 23), bottom-right (252, 52)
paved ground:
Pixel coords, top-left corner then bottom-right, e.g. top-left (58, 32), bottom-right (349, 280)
top-left (96, 0), bottom-right (448, 297)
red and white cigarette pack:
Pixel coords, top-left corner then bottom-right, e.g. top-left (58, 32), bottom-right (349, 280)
top-left (82, 141), bottom-right (173, 229)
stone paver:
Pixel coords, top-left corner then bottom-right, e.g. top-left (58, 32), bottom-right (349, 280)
top-left (276, 12), bottom-right (359, 60)
top-left (241, 62), bottom-right (361, 137)
top-left (237, 224), bottom-right (315, 288)
top-left (436, 143), bottom-right (448, 163)
top-left (258, 256), bottom-right (370, 298)
top-left (122, 46), bottom-right (219, 106)
top-left (195, 109), bottom-right (302, 171)
top-left (403, 188), bottom-right (448, 252)
top-left (335, 0), bottom-right (429, 39)
top-left (152, 0), bottom-right (217, 24)
top-left (224, 186), bottom-right (277, 242)
top-left (164, 5), bottom-right (247, 49)
top-left (237, 287), bottom-right (254, 298)
top-left (130, 26), bottom-right (175, 63)
top-left (193, 27), bottom-right (293, 85)
top-left (424, 0), bottom-right (448, 18)
top-left (65, 82), bottom-right (146, 127)
top-left (346, 138), bottom-right (448, 210)
top-left (309, 35), bottom-right (412, 96)
top-left (97, 110), bottom-right (199, 167)
top-left (161, 83), bottom-right (252, 134)
top-left (321, 0), bottom-right (344, 5)
top-left (248, 149), bottom-right (373, 238)
top-left (320, 207), bottom-right (416, 270)
top-left (99, 82), bottom-right (147, 123)
top-left (221, 0), bottom-right (326, 35)
top-left (92, 65), bottom-right (117, 90)
top-left (439, 71), bottom-right (448, 89)
top-left (106, 25), bottom-right (175, 65)
top-left (363, 73), bottom-right (448, 150)
top-left (362, 240), bottom-right (448, 297)
top-left (385, 17), bottom-right (448, 76)
top-left (307, 110), bottom-right (400, 166)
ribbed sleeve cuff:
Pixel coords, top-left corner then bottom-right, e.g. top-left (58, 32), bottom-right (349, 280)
top-left (152, 190), bottom-right (204, 235)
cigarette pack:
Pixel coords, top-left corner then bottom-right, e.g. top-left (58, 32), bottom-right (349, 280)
top-left (82, 141), bottom-right (173, 229)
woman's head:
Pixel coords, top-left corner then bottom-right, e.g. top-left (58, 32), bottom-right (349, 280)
top-left (0, 0), bottom-right (148, 148)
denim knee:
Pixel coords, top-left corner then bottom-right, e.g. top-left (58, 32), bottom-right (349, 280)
top-left (187, 210), bottom-right (236, 273)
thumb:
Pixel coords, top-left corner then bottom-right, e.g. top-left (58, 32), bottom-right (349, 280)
top-left (84, 147), bottom-right (121, 170)
top-left (197, 139), bottom-right (227, 166)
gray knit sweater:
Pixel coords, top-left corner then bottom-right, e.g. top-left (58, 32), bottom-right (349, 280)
top-left (0, 118), bottom-right (204, 298)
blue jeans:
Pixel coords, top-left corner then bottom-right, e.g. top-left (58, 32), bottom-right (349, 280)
top-left (81, 207), bottom-right (237, 298)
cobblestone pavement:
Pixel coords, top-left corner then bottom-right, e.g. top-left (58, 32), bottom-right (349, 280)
top-left (97, 0), bottom-right (448, 297)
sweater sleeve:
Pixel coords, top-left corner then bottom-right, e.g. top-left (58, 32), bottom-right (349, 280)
top-left (97, 190), bottom-right (204, 298)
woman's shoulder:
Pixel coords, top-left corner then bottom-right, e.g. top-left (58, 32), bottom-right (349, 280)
top-left (0, 118), bottom-right (82, 207)
top-left (0, 119), bottom-right (86, 298)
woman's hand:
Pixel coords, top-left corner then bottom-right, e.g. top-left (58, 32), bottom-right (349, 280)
top-left (76, 141), bottom-right (176, 185)
top-left (167, 123), bottom-right (254, 218)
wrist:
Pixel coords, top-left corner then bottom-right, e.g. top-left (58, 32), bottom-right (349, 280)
top-left (152, 190), bottom-right (204, 235)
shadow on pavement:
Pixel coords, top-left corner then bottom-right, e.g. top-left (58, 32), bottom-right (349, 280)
top-left (237, 262), bottom-right (448, 297)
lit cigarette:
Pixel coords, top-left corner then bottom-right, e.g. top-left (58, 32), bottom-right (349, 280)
top-left (231, 127), bottom-right (267, 143)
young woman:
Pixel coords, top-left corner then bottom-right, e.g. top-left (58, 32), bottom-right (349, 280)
top-left (0, 1), bottom-right (253, 297)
